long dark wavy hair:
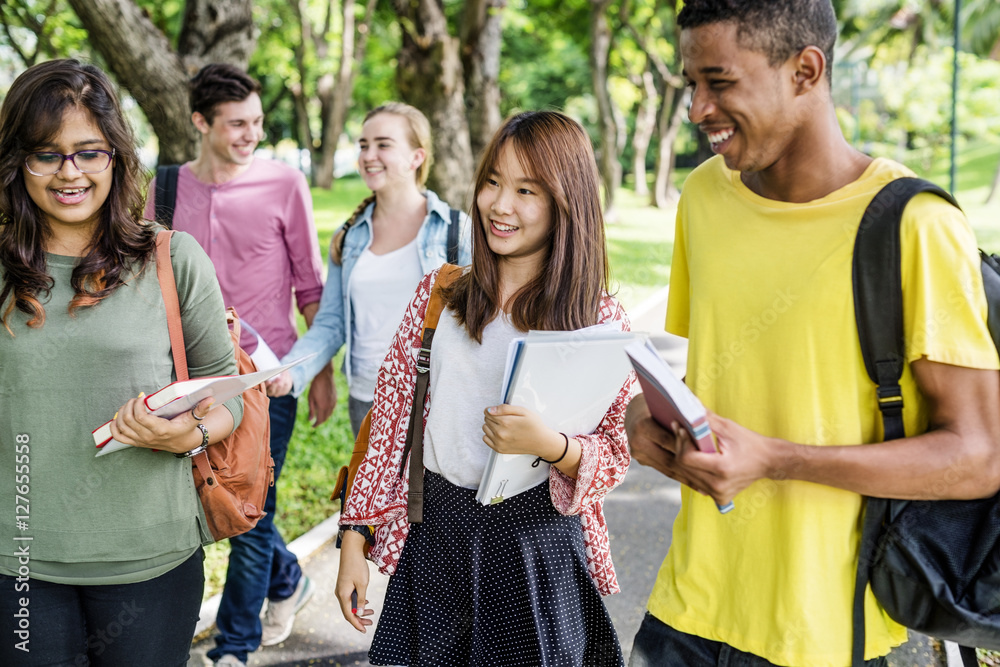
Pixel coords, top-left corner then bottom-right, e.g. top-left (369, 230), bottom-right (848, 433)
top-left (443, 110), bottom-right (610, 342)
top-left (0, 59), bottom-right (155, 334)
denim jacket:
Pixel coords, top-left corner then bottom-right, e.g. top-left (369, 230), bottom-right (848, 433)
top-left (283, 189), bottom-right (472, 395)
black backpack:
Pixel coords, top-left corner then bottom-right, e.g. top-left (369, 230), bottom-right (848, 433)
top-left (154, 164), bottom-right (463, 265)
top-left (851, 177), bottom-right (1000, 667)
top-left (153, 164), bottom-right (181, 229)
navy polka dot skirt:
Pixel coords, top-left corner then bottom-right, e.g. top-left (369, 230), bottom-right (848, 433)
top-left (369, 471), bottom-right (623, 667)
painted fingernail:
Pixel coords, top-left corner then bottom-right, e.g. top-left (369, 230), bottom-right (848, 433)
top-left (113, 411), bottom-right (118, 419)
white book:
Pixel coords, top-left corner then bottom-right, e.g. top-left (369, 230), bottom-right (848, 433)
top-left (476, 324), bottom-right (638, 505)
top-left (92, 353), bottom-right (316, 456)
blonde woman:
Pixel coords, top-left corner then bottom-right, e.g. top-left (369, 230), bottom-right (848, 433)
top-left (269, 103), bottom-right (471, 436)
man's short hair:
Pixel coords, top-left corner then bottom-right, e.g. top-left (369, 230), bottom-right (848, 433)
top-left (189, 63), bottom-right (262, 124)
top-left (678, 0), bottom-right (837, 84)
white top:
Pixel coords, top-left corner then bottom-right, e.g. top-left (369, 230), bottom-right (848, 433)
top-left (349, 238), bottom-right (423, 401)
top-left (425, 307), bottom-right (521, 489)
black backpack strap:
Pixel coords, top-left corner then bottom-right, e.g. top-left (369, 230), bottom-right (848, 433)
top-left (447, 208), bottom-right (461, 265)
top-left (849, 176), bottom-right (960, 667)
top-left (959, 645), bottom-right (979, 667)
top-left (154, 165), bottom-right (181, 229)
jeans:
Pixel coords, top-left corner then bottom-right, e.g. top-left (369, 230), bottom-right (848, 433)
top-left (348, 395), bottom-right (373, 440)
top-left (629, 613), bottom-right (889, 667)
top-left (208, 395), bottom-right (302, 663)
top-left (0, 547), bottom-right (204, 667)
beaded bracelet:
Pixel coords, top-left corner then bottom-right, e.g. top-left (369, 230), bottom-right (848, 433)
top-left (531, 432), bottom-right (569, 468)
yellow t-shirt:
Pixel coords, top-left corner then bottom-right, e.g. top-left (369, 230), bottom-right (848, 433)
top-left (650, 156), bottom-right (1000, 667)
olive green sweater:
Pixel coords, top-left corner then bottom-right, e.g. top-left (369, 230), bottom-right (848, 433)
top-left (0, 231), bottom-right (243, 584)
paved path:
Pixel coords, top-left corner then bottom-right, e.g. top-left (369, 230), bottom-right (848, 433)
top-left (189, 289), bottom-right (952, 666)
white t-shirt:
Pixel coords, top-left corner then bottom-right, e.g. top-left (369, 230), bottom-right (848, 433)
top-left (424, 308), bottom-right (521, 489)
top-left (349, 238), bottom-right (423, 401)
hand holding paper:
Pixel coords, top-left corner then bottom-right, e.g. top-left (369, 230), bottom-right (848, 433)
top-left (110, 395), bottom-right (223, 455)
top-left (93, 353), bottom-right (316, 456)
top-left (483, 404), bottom-right (576, 475)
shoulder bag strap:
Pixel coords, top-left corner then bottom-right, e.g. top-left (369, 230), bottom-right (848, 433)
top-left (154, 230), bottom-right (216, 480)
top-left (446, 208), bottom-right (461, 265)
top-left (849, 177), bottom-right (959, 667)
top-left (155, 230), bottom-right (189, 381)
top-left (155, 165), bottom-right (180, 229)
top-left (401, 264), bottom-right (465, 523)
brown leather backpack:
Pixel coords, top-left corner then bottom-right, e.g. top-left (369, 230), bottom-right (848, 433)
top-left (155, 230), bottom-right (275, 542)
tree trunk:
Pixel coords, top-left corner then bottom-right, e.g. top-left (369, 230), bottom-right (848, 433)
top-left (394, 0), bottom-right (475, 210)
top-left (651, 83), bottom-right (686, 208)
top-left (290, 0), bottom-right (316, 168)
top-left (460, 0), bottom-right (505, 163)
top-left (177, 0), bottom-right (255, 67)
top-left (631, 69), bottom-right (657, 197)
top-left (589, 0), bottom-right (621, 221)
top-left (314, 0), bottom-right (377, 189)
top-left (67, 0), bottom-right (254, 166)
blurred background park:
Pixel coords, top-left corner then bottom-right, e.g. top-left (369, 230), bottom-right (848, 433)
top-left (3, 0), bottom-right (1000, 627)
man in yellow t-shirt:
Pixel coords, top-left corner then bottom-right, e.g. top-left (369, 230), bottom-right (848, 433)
top-left (625, 2), bottom-right (1000, 667)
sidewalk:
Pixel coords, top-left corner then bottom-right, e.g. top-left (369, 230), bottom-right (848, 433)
top-left (189, 289), bottom-right (955, 667)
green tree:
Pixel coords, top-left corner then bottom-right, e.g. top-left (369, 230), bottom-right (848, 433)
top-left (59, 0), bottom-right (255, 164)
top-left (0, 0), bottom-right (89, 67)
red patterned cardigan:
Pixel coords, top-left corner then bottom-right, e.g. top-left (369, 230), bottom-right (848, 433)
top-left (341, 268), bottom-right (635, 596)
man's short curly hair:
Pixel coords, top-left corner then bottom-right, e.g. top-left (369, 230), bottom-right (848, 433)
top-left (678, 0), bottom-right (837, 84)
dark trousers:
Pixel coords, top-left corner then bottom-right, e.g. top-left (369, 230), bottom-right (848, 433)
top-left (207, 395), bottom-right (302, 663)
top-left (0, 547), bottom-right (204, 666)
top-left (630, 612), bottom-right (889, 667)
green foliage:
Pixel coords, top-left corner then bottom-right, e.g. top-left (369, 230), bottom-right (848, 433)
top-left (0, 0), bottom-right (89, 66)
top-left (839, 47), bottom-right (1000, 173)
top-left (349, 4), bottom-right (400, 128)
top-left (498, 3), bottom-right (591, 115)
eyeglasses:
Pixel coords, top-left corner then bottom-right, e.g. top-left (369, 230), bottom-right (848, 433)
top-left (24, 149), bottom-right (115, 176)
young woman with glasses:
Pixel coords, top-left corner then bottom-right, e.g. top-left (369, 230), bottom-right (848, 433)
top-left (0, 60), bottom-right (241, 666)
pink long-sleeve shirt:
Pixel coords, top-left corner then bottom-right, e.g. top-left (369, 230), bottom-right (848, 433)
top-left (145, 159), bottom-right (325, 357)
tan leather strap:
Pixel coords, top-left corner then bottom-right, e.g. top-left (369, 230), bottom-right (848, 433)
top-left (402, 264), bottom-right (464, 523)
top-left (154, 230), bottom-right (189, 381)
top-left (192, 449), bottom-right (215, 487)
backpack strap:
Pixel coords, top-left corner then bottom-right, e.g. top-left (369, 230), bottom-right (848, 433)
top-left (849, 177), bottom-right (960, 667)
top-left (400, 263), bottom-right (465, 523)
top-left (446, 208), bottom-right (461, 265)
top-left (154, 165), bottom-right (181, 229)
top-left (958, 645), bottom-right (979, 667)
top-left (154, 230), bottom-right (188, 380)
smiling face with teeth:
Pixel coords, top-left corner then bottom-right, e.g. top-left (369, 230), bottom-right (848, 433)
top-left (193, 93), bottom-right (264, 173)
top-left (358, 112), bottom-right (426, 194)
top-left (477, 143), bottom-right (553, 274)
top-left (24, 106), bottom-right (113, 243)
top-left (681, 21), bottom-right (804, 177)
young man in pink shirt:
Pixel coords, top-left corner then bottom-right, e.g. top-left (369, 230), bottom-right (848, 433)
top-left (145, 64), bottom-right (334, 667)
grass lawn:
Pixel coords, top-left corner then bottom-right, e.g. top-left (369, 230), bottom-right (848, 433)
top-left (202, 146), bottom-right (1000, 601)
